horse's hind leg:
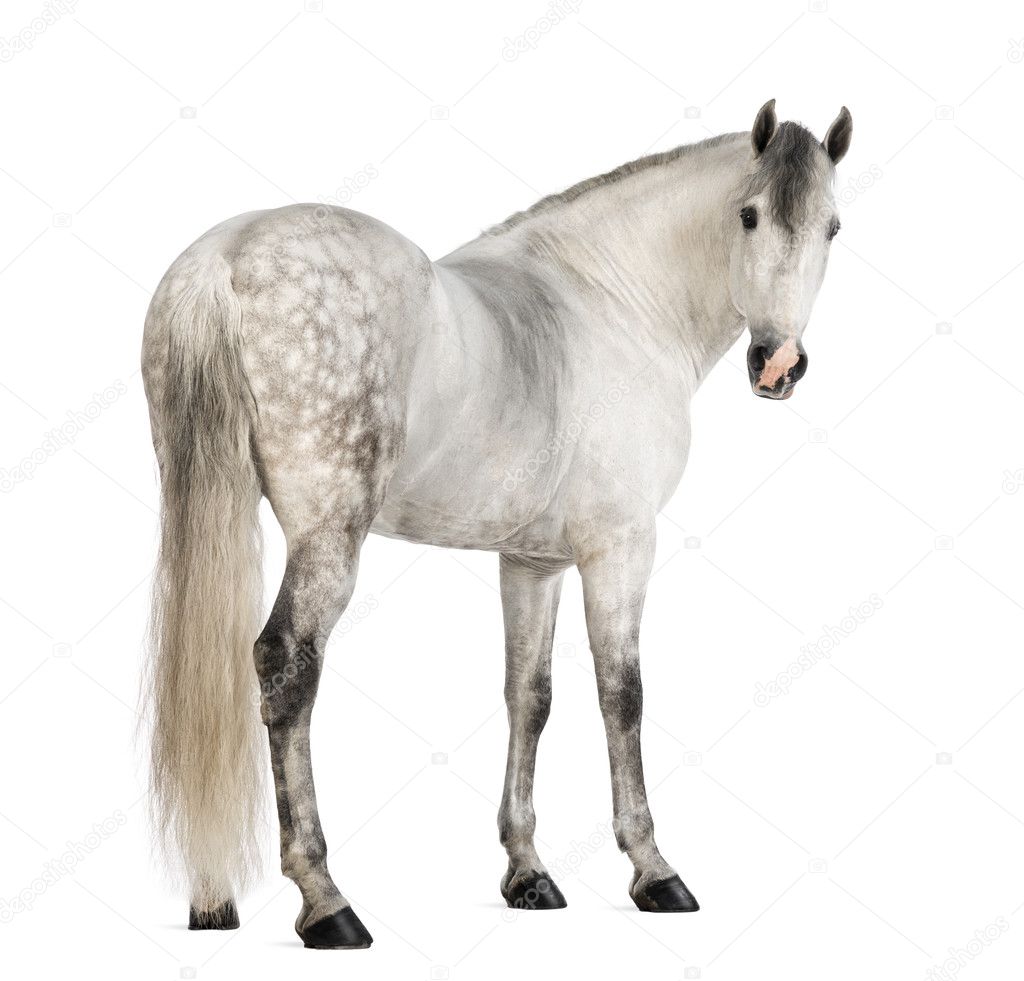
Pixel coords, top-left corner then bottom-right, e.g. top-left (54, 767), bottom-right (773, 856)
top-left (256, 529), bottom-right (366, 947)
top-left (255, 459), bottom-right (396, 949)
top-left (498, 554), bottom-right (568, 910)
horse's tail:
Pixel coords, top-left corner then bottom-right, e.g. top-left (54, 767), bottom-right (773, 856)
top-left (143, 252), bottom-right (265, 918)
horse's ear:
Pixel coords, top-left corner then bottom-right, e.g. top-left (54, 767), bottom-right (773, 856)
top-left (823, 106), bottom-right (852, 164)
top-left (751, 98), bottom-right (777, 157)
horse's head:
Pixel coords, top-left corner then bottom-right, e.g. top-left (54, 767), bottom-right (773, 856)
top-left (728, 99), bottom-right (852, 400)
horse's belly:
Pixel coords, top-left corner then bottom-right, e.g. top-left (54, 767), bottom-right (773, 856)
top-left (372, 443), bottom-right (567, 551)
top-left (371, 498), bottom-right (529, 551)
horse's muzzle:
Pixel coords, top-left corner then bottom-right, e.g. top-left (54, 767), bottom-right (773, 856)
top-left (746, 337), bottom-right (807, 400)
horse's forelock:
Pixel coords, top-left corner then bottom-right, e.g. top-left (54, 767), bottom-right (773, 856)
top-left (745, 122), bottom-right (832, 233)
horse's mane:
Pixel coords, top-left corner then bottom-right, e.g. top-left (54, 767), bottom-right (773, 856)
top-left (485, 123), bottom-right (827, 236)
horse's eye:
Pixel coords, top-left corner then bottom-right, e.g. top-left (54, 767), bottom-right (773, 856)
top-left (740, 207), bottom-right (757, 230)
top-left (828, 219), bottom-right (840, 241)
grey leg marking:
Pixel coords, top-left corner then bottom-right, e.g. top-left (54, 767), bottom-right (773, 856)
top-left (579, 529), bottom-right (698, 912)
top-left (497, 554), bottom-right (567, 909)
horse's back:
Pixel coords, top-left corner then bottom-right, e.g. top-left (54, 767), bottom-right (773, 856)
top-left (146, 204), bottom-right (438, 361)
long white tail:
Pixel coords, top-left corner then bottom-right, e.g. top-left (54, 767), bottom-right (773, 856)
top-left (144, 255), bottom-right (265, 914)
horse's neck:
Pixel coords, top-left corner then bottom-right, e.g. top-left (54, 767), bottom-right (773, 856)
top-left (454, 137), bottom-right (751, 386)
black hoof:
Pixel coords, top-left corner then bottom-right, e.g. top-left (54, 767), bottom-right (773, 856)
top-left (299, 906), bottom-right (373, 950)
top-left (189, 901), bottom-right (239, 930)
top-left (633, 874), bottom-right (700, 912)
top-left (502, 872), bottom-right (567, 910)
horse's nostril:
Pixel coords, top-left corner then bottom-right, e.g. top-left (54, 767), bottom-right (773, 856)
top-left (790, 351), bottom-right (808, 383)
top-left (747, 345), bottom-right (768, 373)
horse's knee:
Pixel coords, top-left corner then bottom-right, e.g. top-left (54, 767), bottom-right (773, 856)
top-left (254, 629), bottom-right (324, 727)
top-left (505, 672), bottom-right (552, 731)
top-left (595, 656), bottom-right (643, 731)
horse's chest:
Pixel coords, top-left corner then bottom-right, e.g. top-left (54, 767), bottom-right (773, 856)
top-left (578, 387), bottom-right (692, 511)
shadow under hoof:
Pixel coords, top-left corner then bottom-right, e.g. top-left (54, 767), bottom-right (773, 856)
top-left (632, 874), bottom-right (700, 913)
top-left (502, 872), bottom-right (568, 910)
top-left (299, 907), bottom-right (374, 950)
top-left (189, 901), bottom-right (240, 930)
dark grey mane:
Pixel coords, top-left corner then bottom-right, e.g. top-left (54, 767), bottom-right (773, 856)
top-left (486, 132), bottom-right (741, 235)
top-left (743, 121), bottom-right (832, 232)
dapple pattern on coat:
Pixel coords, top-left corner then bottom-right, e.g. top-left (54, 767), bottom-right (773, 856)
top-left (142, 100), bottom-right (852, 948)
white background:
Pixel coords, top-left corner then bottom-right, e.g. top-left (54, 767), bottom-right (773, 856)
top-left (2, 1), bottom-right (1023, 979)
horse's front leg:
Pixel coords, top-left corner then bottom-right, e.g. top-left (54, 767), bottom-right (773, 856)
top-left (579, 526), bottom-right (700, 912)
top-left (497, 553), bottom-right (568, 909)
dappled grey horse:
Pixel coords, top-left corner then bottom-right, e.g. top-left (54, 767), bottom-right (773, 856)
top-left (142, 99), bottom-right (852, 948)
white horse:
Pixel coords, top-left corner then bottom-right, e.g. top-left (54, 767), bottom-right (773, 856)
top-left (142, 99), bottom-right (852, 948)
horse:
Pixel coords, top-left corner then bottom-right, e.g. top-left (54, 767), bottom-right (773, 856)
top-left (141, 98), bottom-right (852, 949)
